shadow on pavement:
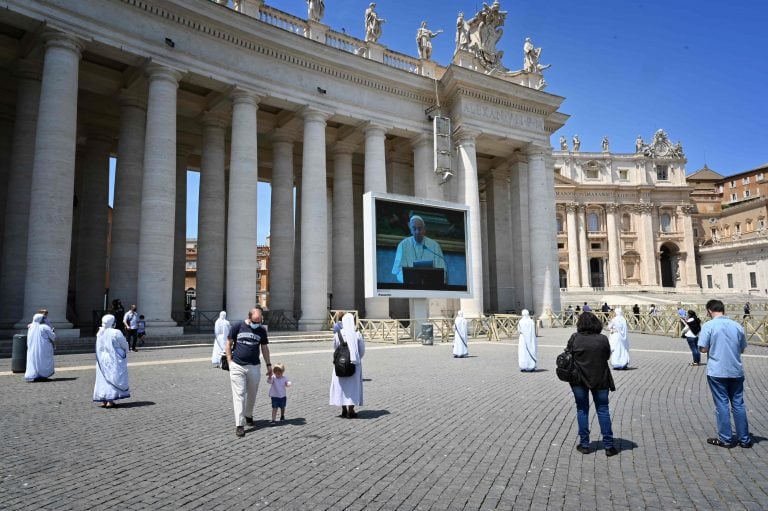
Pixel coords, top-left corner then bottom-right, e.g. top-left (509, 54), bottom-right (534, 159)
top-left (750, 435), bottom-right (766, 444)
top-left (281, 417), bottom-right (306, 426)
top-left (33, 377), bottom-right (78, 382)
top-left (116, 401), bottom-right (156, 408)
top-left (354, 409), bottom-right (390, 420)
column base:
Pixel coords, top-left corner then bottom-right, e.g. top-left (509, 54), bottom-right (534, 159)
top-left (298, 318), bottom-right (327, 332)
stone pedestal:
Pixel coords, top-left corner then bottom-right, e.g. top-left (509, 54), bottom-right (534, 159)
top-left (305, 20), bottom-right (328, 44)
top-left (418, 59), bottom-right (437, 79)
top-left (365, 42), bottom-right (385, 63)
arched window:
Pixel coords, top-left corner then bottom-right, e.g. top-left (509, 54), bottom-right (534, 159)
top-left (556, 214), bottom-right (564, 233)
top-left (660, 213), bottom-right (672, 233)
top-left (588, 212), bottom-right (600, 232)
top-left (621, 213), bottom-right (631, 232)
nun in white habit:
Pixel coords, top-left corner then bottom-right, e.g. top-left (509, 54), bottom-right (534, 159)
top-left (453, 311), bottom-right (469, 358)
top-left (93, 314), bottom-right (131, 407)
top-left (25, 313), bottom-right (56, 381)
top-left (329, 313), bottom-right (365, 418)
top-left (608, 308), bottom-right (630, 369)
top-left (212, 311), bottom-right (230, 367)
top-left (517, 309), bottom-right (537, 372)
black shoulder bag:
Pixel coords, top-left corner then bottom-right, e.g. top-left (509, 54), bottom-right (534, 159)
top-left (556, 335), bottom-right (579, 384)
top-left (333, 332), bottom-right (356, 377)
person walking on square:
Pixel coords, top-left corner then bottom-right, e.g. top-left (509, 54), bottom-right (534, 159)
top-left (453, 310), bottom-right (468, 358)
top-left (24, 313), bottom-right (56, 382)
top-left (226, 307), bottom-right (271, 438)
top-left (267, 363), bottom-right (292, 424)
top-left (698, 299), bottom-right (752, 448)
top-left (111, 299), bottom-right (125, 333)
top-left (743, 301), bottom-right (751, 320)
top-left (330, 313), bottom-right (365, 418)
top-left (607, 308), bottom-right (630, 370)
top-left (518, 309), bottom-right (537, 372)
top-left (680, 310), bottom-right (702, 366)
top-left (567, 312), bottom-right (617, 456)
top-left (123, 305), bottom-right (139, 352)
top-left (212, 311), bottom-right (230, 367)
top-left (93, 314), bottom-right (130, 408)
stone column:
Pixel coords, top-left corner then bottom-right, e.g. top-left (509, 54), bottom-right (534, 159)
top-left (136, 63), bottom-right (183, 332)
top-left (16, 31), bottom-right (82, 333)
top-left (332, 144), bottom-right (355, 310)
top-left (509, 158), bottom-right (532, 311)
top-left (606, 203), bottom-right (622, 288)
top-left (680, 205), bottom-right (699, 288)
top-left (456, 129), bottom-right (483, 316)
top-left (110, 90), bottom-right (147, 306)
top-left (577, 205), bottom-right (590, 287)
top-left (364, 123), bottom-right (389, 318)
top-left (268, 129), bottom-right (296, 317)
top-left (527, 145), bottom-right (556, 319)
top-left (0, 60), bottom-right (41, 328)
top-left (412, 133), bottom-right (441, 200)
top-left (485, 168), bottom-right (513, 312)
top-left (226, 90), bottom-right (260, 321)
top-left (0, 111), bottom-right (13, 251)
top-left (196, 112), bottom-right (228, 313)
top-left (565, 203), bottom-right (580, 288)
top-left (638, 203), bottom-right (657, 286)
top-left (172, 146), bottom-right (191, 316)
top-left (299, 109), bottom-right (330, 330)
top-left (74, 134), bottom-right (113, 325)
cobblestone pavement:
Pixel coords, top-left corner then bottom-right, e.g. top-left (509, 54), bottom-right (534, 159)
top-left (1, 330), bottom-right (767, 510)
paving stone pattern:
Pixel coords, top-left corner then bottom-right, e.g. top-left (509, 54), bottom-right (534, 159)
top-left (1, 331), bottom-right (767, 510)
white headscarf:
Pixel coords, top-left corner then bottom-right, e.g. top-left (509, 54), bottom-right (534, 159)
top-left (610, 307), bottom-right (628, 337)
top-left (454, 310), bottom-right (467, 332)
top-left (215, 311), bottom-right (230, 337)
top-left (98, 314), bottom-right (115, 336)
top-left (340, 313), bottom-right (361, 364)
top-left (26, 314), bottom-right (45, 352)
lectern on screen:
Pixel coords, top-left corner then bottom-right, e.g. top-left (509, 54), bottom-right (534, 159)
top-left (363, 192), bottom-right (472, 299)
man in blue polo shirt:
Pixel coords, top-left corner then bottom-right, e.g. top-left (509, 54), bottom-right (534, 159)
top-left (698, 299), bottom-right (752, 448)
top-left (226, 306), bottom-right (272, 438)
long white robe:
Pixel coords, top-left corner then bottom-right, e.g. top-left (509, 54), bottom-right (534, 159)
top-left (517, 311), bottom-right (537, 371)
top-left (212, 312), bottom-right (230, 366)
top-left (25, 314), bottom-right (55, 381)
top-left (329, 314), bottom-right (365, 406)
top-left (93, 324), bottom-right (131, 402)
top-left (608, 312), bottom-right (630, 369)
top-left (453, 312), bottom-right (468, 357)
top-left (391, 236), bottom-right (446, 283)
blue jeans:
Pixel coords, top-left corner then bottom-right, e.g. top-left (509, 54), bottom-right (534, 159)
top-left (571, 386), bottom-right (613, 449)
top-left (707, 376), bottom-right (750, 444)
top-left (685, 337), bottom-right (700, 364)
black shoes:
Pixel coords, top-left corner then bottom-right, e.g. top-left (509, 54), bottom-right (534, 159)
top-left (576, 445), bottom-right (590, 454)
top-left (340, 408), bottom-right (348, 418)
top-left (706, 437), bottom-right (731, 448)
top-left (605, 447), bottom-right (619, 457)
top-left (245, 417), bottom-right (254, 426)
top-left (235, 426), bottom-right (245, 438)
top-left (738, 441), bottom-right (753, 449)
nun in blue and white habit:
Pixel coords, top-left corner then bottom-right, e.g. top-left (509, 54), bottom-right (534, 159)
top-left (25, 313), bottom-right (56, 381)
top-left (453, 311), bottom-right (469, 358)
top-left (93, 314), bottom-right (131, 408)
top-left (517, 310), bottom-right (537, 372)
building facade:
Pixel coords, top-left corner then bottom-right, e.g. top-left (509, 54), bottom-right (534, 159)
top-left (553, 130), bottom-right (699, 292)
top-left (688, 164), bottom-right (768, 294)
top-left (0, 0), bottom-right (566, 335)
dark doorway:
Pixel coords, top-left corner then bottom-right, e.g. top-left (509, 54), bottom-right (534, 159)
top-left (660, 244), bottom-right (679, 288)
top-left (589, 258), bottom-right (605, 288)
top-left (559, 268), bottom-right (568, 289)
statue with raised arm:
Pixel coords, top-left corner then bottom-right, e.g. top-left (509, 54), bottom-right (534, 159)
top-left (559, 136), bottom-right (568, 151)
top-left (573, 135), bottom-right (581, 152)
top-left (364, 3), bottom-right (386, 43)
top-left (602, 137), bottom-right (610, 152)
top-left (307, 0), bottom-right (324, 22)
top-left (416, 21), bottom-right (443, 60)
top-left (455, 11), bottom-right (470, 53)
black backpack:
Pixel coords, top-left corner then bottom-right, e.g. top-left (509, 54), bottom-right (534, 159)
top-left (556, 335), bottom-right (579, 384)
top-left (333, 333), bottom-right (356, 377)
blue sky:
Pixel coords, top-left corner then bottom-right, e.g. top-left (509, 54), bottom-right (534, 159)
top-left (113, 1), bottom-right (768, 242)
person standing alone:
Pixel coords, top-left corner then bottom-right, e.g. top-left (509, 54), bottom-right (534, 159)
top-left (698, 299), bottom-right (752, 448)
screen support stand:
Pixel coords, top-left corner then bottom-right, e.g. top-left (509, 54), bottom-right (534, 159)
top-left (410, 298), bottom-right (429, 341)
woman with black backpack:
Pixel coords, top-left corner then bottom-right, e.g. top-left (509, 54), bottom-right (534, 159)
top-left (681, 310), bottom-right (703, 366)
top-left (329, 313), bottom-right (365, 418)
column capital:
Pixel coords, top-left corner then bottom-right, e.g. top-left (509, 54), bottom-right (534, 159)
top-left (606, 202), bottom-right (619, 213)
top-left (363, 122), bottom-right (387, 137)
top-left (201, 110), bottom-right (230, 129)
top-left (269, 127), bottom-right (298, 144)
top-left (576, 203), bottom-right (587, 213)
top-left (41, 28), bottom-right (84, 56)
top-left (526, 144), bottom-right (550, 159)
top-left (332, 142), bottom-right (356, 156)
top-left (301, 107), bottom-right (331, 123)
top-left (145, 63), bottom-right (183, 86)
top-left (635, 202), bottom-right (654, 214)
top-left (14, 59), bottom-right (43, 81)
top-left (565, 202), bottom-right (579, 214)
top-left (118, 88), bottom-right (147, 110)
top-left (679, 204), bottom-right (695, 215)
top-left (453, 127), bottom-right (481, 145)
top-left (231, 88), bottom-right (262, 106)
top-left (488, 167), bottom-right (510, 182)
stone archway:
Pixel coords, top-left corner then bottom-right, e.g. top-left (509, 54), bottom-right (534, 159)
top-left (659, 243), bottom-right (680, 288)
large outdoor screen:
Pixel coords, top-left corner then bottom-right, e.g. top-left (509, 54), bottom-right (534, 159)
top-left (363, 192), bottom-right (472, 299)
